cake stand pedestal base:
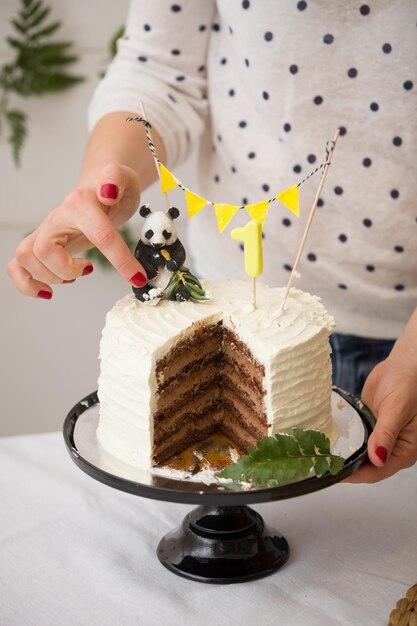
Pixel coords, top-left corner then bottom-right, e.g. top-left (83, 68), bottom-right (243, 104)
top-left (157, 504), bottom-right (289, 584)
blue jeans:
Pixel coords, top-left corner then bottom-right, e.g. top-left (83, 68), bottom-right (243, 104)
top-left (330, 333), bottom-right (395, 398)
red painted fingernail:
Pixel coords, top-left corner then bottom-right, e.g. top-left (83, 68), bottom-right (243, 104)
top-left (82, 265), bottom-right (94, 276)
top-left (130, 272), bottom-right (147, 287)
top-left (63, 279), bottom-right (76, 284)
top-left (100, 183), bottom-right (118, 199)
top-left (37, 290), bottom-right (52, 300)
top-left (375, 446), bottom-right (387, 464)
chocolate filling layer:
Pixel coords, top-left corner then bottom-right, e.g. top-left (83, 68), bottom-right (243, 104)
top-left (156, 358), bottom-right (222, 413)
top-left (154, 384), bottom-right (221, 440)
top-left (154, 410), bottom-right (223, 464)
top-left (156, 322), bottom-right (222, 388)
top-left (152, 322), bottom-right (266, 465)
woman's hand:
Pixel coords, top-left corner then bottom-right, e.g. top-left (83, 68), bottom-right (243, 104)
top-left (7, 164), bottom-right (147, 299)
top-left (346, 336), bottom-right (417, 483)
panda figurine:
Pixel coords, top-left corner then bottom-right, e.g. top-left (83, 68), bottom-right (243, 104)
top-left (132, 204), bottom-right (191, 302)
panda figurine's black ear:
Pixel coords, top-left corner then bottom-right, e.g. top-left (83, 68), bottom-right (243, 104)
top-left (139, 204), bottom-right (152, 217)
top-left (168, 206), bottom-right (180, 219)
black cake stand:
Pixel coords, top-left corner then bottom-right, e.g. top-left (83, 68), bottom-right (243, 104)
top-left (63, 387), bottom-right (375, 584)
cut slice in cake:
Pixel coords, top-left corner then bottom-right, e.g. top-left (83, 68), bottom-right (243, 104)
top-left (97, 280), bottom-right (336, 469)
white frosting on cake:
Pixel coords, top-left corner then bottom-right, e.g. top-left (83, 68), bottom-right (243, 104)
top-left (97, 280), bottom-right (335, 468)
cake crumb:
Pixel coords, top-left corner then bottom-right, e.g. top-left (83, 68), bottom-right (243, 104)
top-left (336, 399), bottom-right (347, 410)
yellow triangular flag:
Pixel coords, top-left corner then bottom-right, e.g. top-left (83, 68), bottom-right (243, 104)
top-left (275, 185), bottom-right (300, 216)
top-left (160, 163), bottom-right (179, 193)
top-left (185, 189), bottom-right (207, 218)
top-left (245, 200), bottom-right (269, 225)
top-left (214, 203), bottom-right (240, 233)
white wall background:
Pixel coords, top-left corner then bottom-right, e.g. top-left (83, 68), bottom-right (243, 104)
top-left (0, 0), bottom-right (197, 436)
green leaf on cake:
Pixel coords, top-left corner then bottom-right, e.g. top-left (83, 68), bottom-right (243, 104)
top-left (164, 267), bottom-right (210, 303)
top-left (216, 429), bottom-right (345, 487)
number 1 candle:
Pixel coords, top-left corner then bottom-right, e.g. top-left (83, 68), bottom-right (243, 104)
top-left (231, 219), bottom-right (263, 306)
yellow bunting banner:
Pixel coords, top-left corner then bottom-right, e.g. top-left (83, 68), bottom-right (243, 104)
top-left (157, 163), bottom-right (303, 228)
top-left (160, 163), bottom-right (179, 194)
top-left (214, 203), bottom-right (241, 233)
top-left (245, 200), bottom-right (269, 225)
top-left (185, 190), bottom-right (208, 218)
top-left (275, 185), bottom-right (300, 217)
top-left (127, 118), bottom-right (331, 232)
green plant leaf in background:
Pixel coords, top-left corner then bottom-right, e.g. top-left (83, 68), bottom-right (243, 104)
top-left (4, 109), bottom-right (27, 166)
top-left (216, 429), bottom-right (345, 487)
top-left (0, 0), bottom-right (85, 165)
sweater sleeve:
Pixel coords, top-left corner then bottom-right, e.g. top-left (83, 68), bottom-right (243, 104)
top-left (88, 0), bottom-right (216, 167)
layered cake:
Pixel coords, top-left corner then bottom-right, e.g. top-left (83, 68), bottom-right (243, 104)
top-left (97, 280), bottom-right (336, 469)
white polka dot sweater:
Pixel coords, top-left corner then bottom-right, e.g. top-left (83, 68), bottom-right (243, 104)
top-left (89, 0), bottom-right (417, 340)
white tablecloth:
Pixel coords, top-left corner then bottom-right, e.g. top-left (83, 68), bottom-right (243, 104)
top-left (1, 432), bottom-right (416, 626)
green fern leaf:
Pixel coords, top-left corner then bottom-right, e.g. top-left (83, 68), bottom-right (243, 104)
top-left (0, 0), bottom-right (84, 164)
top-left (21, 1), bottom-right (43, 21)
top-left (6, 36), bottom-right (25, 51)
top-left (28, 72), bottom-right (83, 94)
top-left (4, 1), bottom-right (84, 86)
top-left (39, 54), bottom-right (79, 66)
top-left (217, 429), bottom-right (345, 486)
top-left (25, 41), bottom-right (73, 62)
top-left (110, 25), bottom-right (125, 57)
top-left (11, 19), bottom-right (28, 35)
top-left (4, 109), bottom-right (27, 166)
top-left (27, 6), bottom-right (50, 29)
top-left (28, 21), bottom-right (61, 40)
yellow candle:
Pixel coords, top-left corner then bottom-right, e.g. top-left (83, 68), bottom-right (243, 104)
top-left (231, 219), bottom-right (263, 278)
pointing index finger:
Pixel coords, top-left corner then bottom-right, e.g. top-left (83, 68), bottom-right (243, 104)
top-left (75, 195), bottom-right (147, 286)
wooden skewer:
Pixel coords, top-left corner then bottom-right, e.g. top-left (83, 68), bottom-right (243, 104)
top-left (139, 101), bottom-right (171, 210)
top-left (252, 277), bottom-right (257, 309)
top-left (281, 128), bottom-right (340, 310)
